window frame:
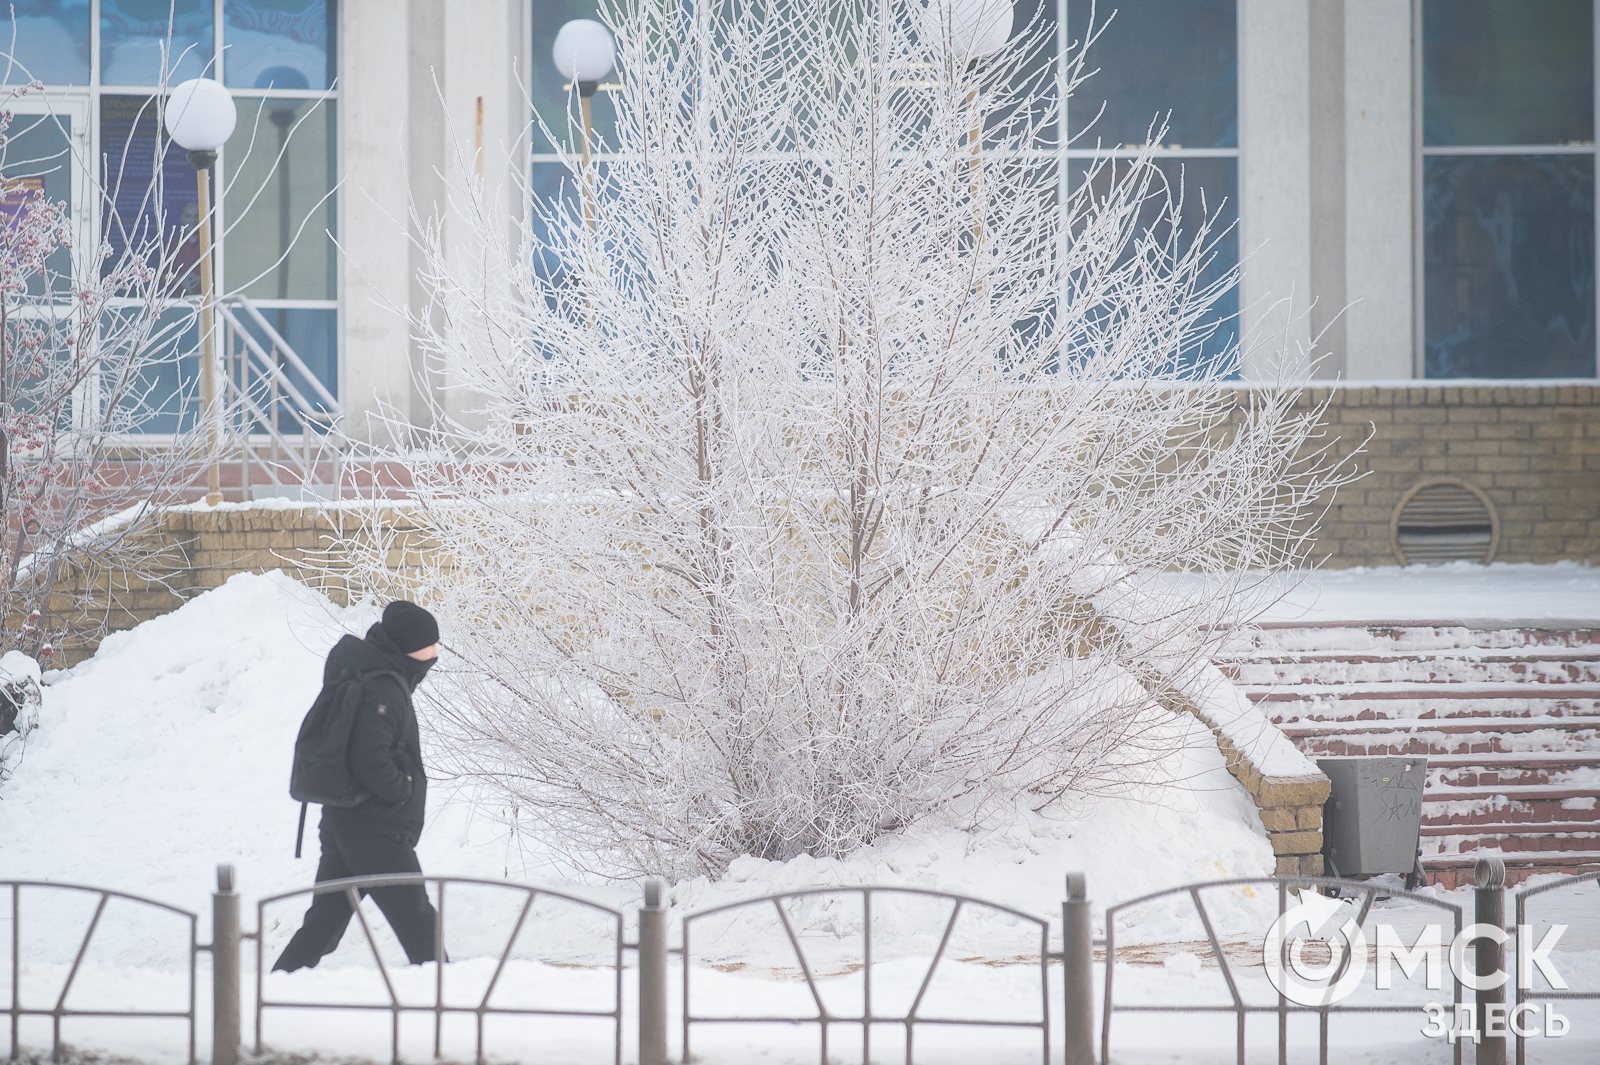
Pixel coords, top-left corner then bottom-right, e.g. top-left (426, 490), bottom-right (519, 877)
top-left (1411, 0), bottom-right (1600, 381)
top-left (17, 0), bottom-right (342, 437)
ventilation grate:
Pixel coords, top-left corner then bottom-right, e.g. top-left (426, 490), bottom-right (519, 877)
top-left (1394, 481), bottom-right (1496, 565)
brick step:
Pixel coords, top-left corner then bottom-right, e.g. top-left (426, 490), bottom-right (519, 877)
top-left (1432, 768), bottom-right (1600, 789)
top-left (1219, 650), bottom-right (1600, 665)
top-left (1247, 684), bottom-right (1600, 702)
top-left (1244, 625), bottom-right (1600, 655)
top-left (1422, 848), bottom-right (1600, 885)
top-left (1283, 717), bottom-right (1600, 737)
top-left (1306, 740), bottom-right (1598, 759)
top-left (1222, 661), bottom-right (1600, 686)
top-left (1428, 839), bottom-right (1600, 859)
top-left (1423, 805), bottom-right (1599, 828)
top-left (1421, 786), bottom-right (1599, 804)
top-left (1299, 741), bottom-right (1587, 757)
top-left (1420, 825), bottom-right (1600, 841)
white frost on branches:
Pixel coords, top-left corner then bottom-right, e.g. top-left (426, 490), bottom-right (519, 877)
top-left (362, 0), bottom-right (1354, 878)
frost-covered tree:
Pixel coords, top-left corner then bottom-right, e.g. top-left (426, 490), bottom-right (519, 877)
top-left (0, 81), bottom-right (222, 665)
top-left (367, 0), bottom-right (1350, 877)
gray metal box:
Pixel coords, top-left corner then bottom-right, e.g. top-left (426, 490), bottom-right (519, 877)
top-left (1317, 756), bottom-right (1428, 877)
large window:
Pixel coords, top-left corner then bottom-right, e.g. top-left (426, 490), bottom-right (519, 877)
top-left (1422, 0), bottom-right (1596, 379)
top-left (529, 0), bottom-right (1241, 372)
top-left (1066, 0), bottom-right (1239, 374)
top-left (6, 0), bottom-right (339, 430)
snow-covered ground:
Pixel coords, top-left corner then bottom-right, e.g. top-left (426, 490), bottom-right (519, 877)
top-left (1260, 560), bottom-right (1600, 625)
top-left (2, 569), bottom-right (1598, 1063)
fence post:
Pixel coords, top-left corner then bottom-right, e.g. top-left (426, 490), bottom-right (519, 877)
top-left (1063, 872), bottom-right (1094, 1065)
top-left (1475, 856), bottom-right (1507, 1065)
top-left (639, 879), bottom-right (669, 1065)
top-left (212, 864), bottom-right (240, 1065)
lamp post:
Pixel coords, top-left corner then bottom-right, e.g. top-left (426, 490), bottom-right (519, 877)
top-left (165, 77), bottom-right (237, 506)
top-left (929, 0), bottom-right (1012, 242)
top-left (553, 19), bottom-right (616, 232)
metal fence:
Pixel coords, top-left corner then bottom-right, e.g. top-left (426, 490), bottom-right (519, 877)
top-left (680, 885), bottom-right (1054, 1065)
top-left (1100, 874), bottom-right (1467, 1065)
top-left (252, 873), bottom-right (625, 1065)
top-left (4, 880), bottom-right (198, 1064)
top-left (13, 860), bottom-right (1590, 1065)
top-left (1512, 868), bottom-right (1600, 1065)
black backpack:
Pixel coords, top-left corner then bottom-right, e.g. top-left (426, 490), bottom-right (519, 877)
top-left (289, 666), bottom-right (404, 856)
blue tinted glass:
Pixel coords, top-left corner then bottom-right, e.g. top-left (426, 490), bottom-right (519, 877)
top-left (3, 1), bottom-right (90, 85)
top-left (1424, 0), bottom-right (1593, 147)
top-left (100, 95), bottom-right (203, 295)
top-left (1068, 156), bottom-right (1240, 376)
top-left (223, 0), bottom-right (334, 91)
top-left (104, 306), bottom-right (201, 434)
top-left (1424, 154), bottom-right (1595, 378)
top-left (530, 159), bottom-right (586, 281)
top-left (227, 306), bottom-right (337, 415)
top-left (223, 98), bottom-right (337, 299)
top-left (2, 113), bottom-right (74, 295)
top-left (1067, 0), bottom-right (1237, 149)
top-left (532, 0), bottom-right (618, 153)
top-left (101, 0), bottom-right (214, 86)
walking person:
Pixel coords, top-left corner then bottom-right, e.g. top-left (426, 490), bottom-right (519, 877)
top-left (273, 600), bottom-right (442, 972)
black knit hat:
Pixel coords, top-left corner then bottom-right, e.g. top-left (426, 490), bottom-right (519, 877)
top-left (381, 600), bottom-right (439, 655)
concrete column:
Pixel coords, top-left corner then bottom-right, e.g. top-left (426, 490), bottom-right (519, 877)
top-left (1238, 0), bottom-right (1314, 378)
top-left (1308, 0), bottom-right (1347, 377)
top-left (340, 0), bottom-right (419, 445)
top-left (407, 0), bottom-right (448, 435)
top-left (1342, 0), bottom-right (1415, 380)
top-left (340, 1), bottom-right (530, 444)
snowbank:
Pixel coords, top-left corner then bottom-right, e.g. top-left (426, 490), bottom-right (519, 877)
top-left (0, 570), bottom-right (1273, 967)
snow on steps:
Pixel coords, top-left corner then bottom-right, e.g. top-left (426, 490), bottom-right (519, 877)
top-left (1216, 621), bottom-right (1600, 889)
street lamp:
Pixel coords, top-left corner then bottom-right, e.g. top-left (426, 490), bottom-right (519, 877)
top-left (165, 77), bottom-right (237, 506)
top-left (927, 0), bottom-right (1012, 243)
top-left (931, 0), bottom-right (1013, 64)
top-left (552, 18), bottom-right (616, 170)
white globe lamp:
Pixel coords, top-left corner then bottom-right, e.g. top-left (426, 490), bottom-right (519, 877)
top-left (553, 19), bottom-right (616, 96)
top-left (165, 77), bottom-right (238, 168)
top-left (163, 77), bottom-right (237, 507)
top-left (928, 0), bottom-right (1013, 64)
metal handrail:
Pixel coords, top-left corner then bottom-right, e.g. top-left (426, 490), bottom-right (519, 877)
top-left (4, 880), bottom-right (198, 1064)
top-left (219, 296), bottom-right (341, 413)
top-left (1511, 868), bottom-right (1600, 1065)
top-left (680, 885), bottom-right (1052, 1065)
top-left (254, 873), bottom-right (624, 1065)
top-left (1101, 874), bottom-right (1467, 1065)
top-left (213, 293), bottom-right (346, 499)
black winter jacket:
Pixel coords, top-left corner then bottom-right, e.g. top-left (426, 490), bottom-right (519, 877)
top-left (320, 623), bottom-right (433, 835)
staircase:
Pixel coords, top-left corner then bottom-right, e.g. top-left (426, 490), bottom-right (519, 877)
top-left (1216, 622), bottom-right (1600, 889)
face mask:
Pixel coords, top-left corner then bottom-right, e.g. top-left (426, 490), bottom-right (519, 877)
top-left (411, 655), bottom-right (437, 682)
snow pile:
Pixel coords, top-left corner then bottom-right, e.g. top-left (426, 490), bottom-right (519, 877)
top-left (0, 571), bottom-right (1288, 1062)
top-left (0, 571), bottom-right (1273, 961)
top-left (1181, 662), bottom-right (1321, 779)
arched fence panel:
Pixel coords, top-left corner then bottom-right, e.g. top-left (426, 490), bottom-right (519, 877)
top-left (1512, 868), bottom-right (1600, 1065)
top-left (253, 874), bottom-right (624, 1065)
top-left (1101, 875), bottom-right (1467, 1065)
top-left (681, 886), bottom-right (1052, 1065)
top-left (3, 880), bottom-right (198, 1064)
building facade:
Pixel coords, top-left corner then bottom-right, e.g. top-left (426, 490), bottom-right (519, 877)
top-left (11, 1), bottom-right (1600, 564)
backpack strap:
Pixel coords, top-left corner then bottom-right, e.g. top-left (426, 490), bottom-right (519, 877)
top-left (294, 801), bottom-right (308, 859)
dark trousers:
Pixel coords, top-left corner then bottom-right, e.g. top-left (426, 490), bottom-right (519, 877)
top-left (272, 818), bottom-right (438, 972)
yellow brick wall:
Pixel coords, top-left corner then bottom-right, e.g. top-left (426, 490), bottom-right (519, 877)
top-left (39, 383), bottom-right (1596, 661)
top-left (1300, 383), bottom-right (1599, 567)
top-left (42, 504), bottom-right (435, 665)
